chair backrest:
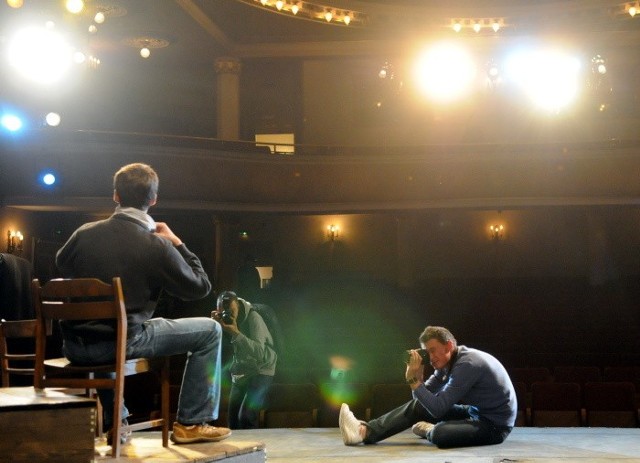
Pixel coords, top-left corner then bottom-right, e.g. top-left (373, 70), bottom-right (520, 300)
top-left (554, 365), bottom-right (601, 386)
top-left (603, 366), bottom-right (640, 390)
top-left (0, 319), bottom-right (37, 386)
top-left (262, 383), bottom-right (320, 428)
top-left (583, 381), bottom-right (638, 428)
top-left (509, 367), bottom-right (553, 391)
top-left (370, 383), bottom-right (412, 418)
top-left (530, 381), bottom-right (582, 427)
top-left (32, 277), bottom-right (127, 390)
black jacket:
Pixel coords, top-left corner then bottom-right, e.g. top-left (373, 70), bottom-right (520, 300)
top-left (55, 213), bottom-right (211, 339)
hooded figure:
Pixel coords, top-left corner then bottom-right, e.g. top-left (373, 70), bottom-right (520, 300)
top-left (214, 291), bottom-right (277, 429)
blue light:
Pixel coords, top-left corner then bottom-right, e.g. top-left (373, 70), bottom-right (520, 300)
top-left (1, 114), bottom-right (23, 132)
top-left (42, 173), bottom-right (56, 186)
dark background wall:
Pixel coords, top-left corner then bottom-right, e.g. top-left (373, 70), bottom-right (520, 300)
top-left (3, 206), bottom-right (639, 385)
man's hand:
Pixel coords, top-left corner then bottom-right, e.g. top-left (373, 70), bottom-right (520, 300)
top-left (405, 349), bottom-right (424, 387)
top-left (154, 222), bottom-right (183, 246)
top-left (212, 311), bottom-right (241, 337)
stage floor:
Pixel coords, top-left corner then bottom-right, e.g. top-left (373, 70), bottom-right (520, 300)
top-left (96, 427), bottom-right (640, 463)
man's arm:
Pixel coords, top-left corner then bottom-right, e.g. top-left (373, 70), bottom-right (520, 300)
top-left (152, 222), bottom-right (211, 300)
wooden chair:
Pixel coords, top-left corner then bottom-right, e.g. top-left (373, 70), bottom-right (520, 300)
top-left (0, 319), bottom-right (38, 386)
top-left (32, 277), bottom-right (170, 458)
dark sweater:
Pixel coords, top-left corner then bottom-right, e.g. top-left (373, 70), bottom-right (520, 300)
top-left (55, 213), bottom-right (211, 339)
top-left (413, 346), bottom-right (517, 427)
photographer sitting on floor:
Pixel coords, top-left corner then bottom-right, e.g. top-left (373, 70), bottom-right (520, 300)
top-left (339, 325), bottom-right (516, 449)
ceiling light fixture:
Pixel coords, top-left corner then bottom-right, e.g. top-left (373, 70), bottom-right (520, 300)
top-left (449, 17), bottom-right (507, 33)
top-left (241, 0), bottom-right (365, 27)
top-left (123, 35), bottom-right (170, 59)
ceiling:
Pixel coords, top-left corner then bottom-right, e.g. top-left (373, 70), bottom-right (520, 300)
top-left (1, 0), bottom-right (639, 139)
top-left (89, 1), bottom-right (640, 61)
top-left (2, 1), bottom-right (640, 213)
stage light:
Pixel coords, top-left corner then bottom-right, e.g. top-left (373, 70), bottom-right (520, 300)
top-left (7, 25), bottom-right (74, 85)
top-left (41, 172), bottom-right (57, 186)
top-left (506, 48), bottom-right (581, 112)
top-left (1, 114), bottom-right (23, 132)
top-left (45, 112), bottom-right (61, 127)
top-left (65, 0), bottom-right (84, 14)
top-left (413, 42), bottom-right (477, 103)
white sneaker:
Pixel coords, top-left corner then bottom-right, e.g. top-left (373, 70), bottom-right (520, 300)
top-left (339, 403), bottom-right (363, 445)
top-left (412, 421), bottom-right (434, 439)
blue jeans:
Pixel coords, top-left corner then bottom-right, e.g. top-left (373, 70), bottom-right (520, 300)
top-left (228, 374), bottom-right (273, 429)
top-left (62, 317), bottom-right (222, 428)
top-left (364, 399), bottom-right (512, 448)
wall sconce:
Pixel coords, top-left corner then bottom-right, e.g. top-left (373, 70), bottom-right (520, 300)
top-left (327, 224), bottom-right (340, 241)
top-left (489, 224), bottom-right (504, 241)
top-left (7, 230), bottom-right (24, 254)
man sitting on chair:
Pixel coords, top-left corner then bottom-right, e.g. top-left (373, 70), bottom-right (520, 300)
top-left (56, 162), bottom-right (231, 444)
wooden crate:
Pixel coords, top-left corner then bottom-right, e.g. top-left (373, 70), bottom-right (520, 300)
top-left (0, 387), bottom-right (96, 463)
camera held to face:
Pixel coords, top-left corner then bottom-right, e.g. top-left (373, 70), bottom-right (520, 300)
top-left (404, 348), bottom-right (429, 365)
top-left (219, 298), bottom-right (234, 324)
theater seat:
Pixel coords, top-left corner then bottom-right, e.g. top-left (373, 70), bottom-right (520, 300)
top-left (584, 381), bottom-right (638, 428)
top-left (530, 382), bottom-right (582, 427)
top-left (260, 383), bottom-right (320, 428)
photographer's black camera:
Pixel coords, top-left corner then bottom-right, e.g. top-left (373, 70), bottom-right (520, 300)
top-left (220, 298), bottom-right (234, 324)
top-left (216, 291), bottom-right (237, 324)
top-left (404, 348), bottom-right (429, 365)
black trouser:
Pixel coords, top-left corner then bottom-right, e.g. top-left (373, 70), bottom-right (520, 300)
top-left (364, 399), bottom-right (512, 448)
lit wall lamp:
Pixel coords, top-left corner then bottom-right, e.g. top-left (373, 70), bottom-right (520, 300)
top-left (327, 224), bottom-right (340, 241)
top-left (489, 224), bottom-right (504, 241)
top-left (7, 230), bottom-right (24, 254)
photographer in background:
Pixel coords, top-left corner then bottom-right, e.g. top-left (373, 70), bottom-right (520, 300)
top-left (213, 291), bottom-right (277, 429)
top-left (339, 325), bottom-right (516, 449)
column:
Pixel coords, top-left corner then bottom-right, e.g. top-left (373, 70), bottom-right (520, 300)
top-left (214, 56), bottom-right (241, 140)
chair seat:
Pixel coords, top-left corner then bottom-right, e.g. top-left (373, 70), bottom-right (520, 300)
top-left (45, 356), bottom-right (160, 375)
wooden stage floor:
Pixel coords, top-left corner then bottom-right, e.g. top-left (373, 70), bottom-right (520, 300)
top-left (95, 427), bottom-right (640, 463)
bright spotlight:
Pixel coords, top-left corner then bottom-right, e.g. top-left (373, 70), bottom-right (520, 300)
top-left (7, 25), bottom-right (74, 85)
top-left (1, 114), bottom-right (23, 132)
top-left (413, 42), bottom-right (477, 103)
top-left (45, 112), bottom-right (61, 127)
top-left (42, 172), bottom-right (56, 186)
top-left (65, 0), bottom-right (84, 14)
top-left (506, 48), bottom-right (581, 112)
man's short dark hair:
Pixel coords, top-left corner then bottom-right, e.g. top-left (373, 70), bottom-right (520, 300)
top-left (113, 163), bottom-right (159, 209)
top-left (419, 326), bottom-right (457, 347)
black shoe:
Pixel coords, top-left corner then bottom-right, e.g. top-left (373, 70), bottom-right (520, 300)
top-left (106, 419), bottom-right (132, 446)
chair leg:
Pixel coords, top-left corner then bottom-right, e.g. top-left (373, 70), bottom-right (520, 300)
top-left (111, 380), bottom-right (125, 458)
top-left (93, 390), bottom-right (103, 437)
top-left (161, 357), bottom-right (170, 447)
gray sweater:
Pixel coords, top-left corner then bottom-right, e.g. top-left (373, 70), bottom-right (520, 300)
top-left (55, 212), bottom-right (211, 339)
top-left (413, 346), bottom-right (517, 427)
top-left (230, 299), bottom-right (277, 377)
